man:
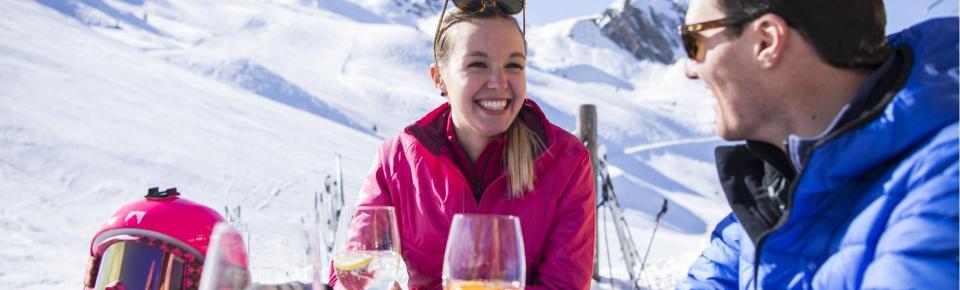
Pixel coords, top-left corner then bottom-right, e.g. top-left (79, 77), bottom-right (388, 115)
top-left (676, 0), bottom-right (958, 289)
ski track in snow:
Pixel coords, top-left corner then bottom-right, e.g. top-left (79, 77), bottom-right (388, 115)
top-left (622, 136), bottom-right (722, 155)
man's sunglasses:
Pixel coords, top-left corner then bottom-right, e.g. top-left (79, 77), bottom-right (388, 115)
top-left (678, 9), bottom-right (768, 61)
top-left (433, 0), bottom-right (526, 64)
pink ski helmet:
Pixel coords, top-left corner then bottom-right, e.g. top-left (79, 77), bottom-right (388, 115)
top-left (83, 187), bottom-right (250, 290)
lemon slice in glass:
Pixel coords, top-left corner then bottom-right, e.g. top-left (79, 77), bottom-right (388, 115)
top-left (450, 281), bottom-right (497, 290)
top-left (333, 251), bottom-right (373, 271)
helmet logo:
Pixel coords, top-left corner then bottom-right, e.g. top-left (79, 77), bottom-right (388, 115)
top-left (125, 211), bottom-right (145, 224)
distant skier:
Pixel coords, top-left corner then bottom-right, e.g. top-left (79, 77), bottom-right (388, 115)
top-left (329, 0), bottom-right (597, 289)
top-left (676, 0), bottom-right (957, 289)
top-left (83, 187), bottom-right (251, 290)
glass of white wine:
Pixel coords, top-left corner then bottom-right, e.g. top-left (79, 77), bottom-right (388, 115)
top-left (332, 206), bottom-right (402, 289)
top-left (442, 214), bottom-right (525, 290)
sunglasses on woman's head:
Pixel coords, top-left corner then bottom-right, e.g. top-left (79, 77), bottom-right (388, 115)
top-left (433, 0), bottom-right (526, 64)
top-left (453, 0), bottom-right (524, 15)
top-left (678, 9), bottom-right (768, 61)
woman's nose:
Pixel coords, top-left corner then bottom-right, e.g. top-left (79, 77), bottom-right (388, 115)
top-left (487, 68), bottom-right (508, 90)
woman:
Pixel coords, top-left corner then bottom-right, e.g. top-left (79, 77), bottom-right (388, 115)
top-left (335, 3), bottom-right (596, 289)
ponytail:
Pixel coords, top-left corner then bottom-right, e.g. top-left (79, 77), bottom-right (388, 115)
top-left (504, 119), bottom-right (545, 198)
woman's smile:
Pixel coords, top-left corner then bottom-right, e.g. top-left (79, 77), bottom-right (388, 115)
top-left (476, 98), bottom-right (511, 114)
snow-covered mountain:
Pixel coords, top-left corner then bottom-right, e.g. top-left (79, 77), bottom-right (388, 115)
top-left (596, 0), bottom-right (686, 64)
top-left (1, 0), bottom-right (728, 289)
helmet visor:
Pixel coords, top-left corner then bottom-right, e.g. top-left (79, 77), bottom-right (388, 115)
top-left (92, 240), bottom-right (200, 290)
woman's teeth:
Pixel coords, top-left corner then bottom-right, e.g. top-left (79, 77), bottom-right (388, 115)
top-left (478, 99), bottom-right (508, 110)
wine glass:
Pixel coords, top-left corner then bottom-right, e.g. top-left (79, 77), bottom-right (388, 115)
top-left (199, 222), bottom-right (253, 290)
top-left (332, 206), bottom-right (402, 289)
top-left (442, 214), bottom-right (525, 290)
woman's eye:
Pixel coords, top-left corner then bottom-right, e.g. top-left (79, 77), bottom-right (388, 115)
top-left (467, 62), bottom-right (487, 69)
top-left (507, 62), bottom-right (525, 70)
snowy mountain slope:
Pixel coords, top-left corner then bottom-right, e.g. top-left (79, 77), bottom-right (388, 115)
top-left (1, 0), bottom-right (728, 289)
top-left (1, 2), bottom-right (381, 288)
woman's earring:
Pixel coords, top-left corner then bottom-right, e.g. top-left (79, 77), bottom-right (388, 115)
top-left (440, 92), bottom-right (447, 97)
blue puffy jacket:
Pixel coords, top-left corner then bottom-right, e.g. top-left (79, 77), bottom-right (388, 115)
top-left (679, 18), bottom-right (959, 289)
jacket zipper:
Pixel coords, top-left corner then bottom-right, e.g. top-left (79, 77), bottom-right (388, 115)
top-left (750, 175), bottom-right (800, 289)
top-left (445, 158), bottom-right (471, 214)
top-left (474, 152), bottom-right (497, 206)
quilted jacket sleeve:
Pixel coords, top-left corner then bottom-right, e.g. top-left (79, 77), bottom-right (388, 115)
top-left (677, 214), bottom-right (744, 290)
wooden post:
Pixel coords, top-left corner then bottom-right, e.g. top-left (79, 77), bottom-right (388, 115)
top-left (577, 104), bottom-right (602, 280)
top-left (577, 104), bottom-right (598, 178)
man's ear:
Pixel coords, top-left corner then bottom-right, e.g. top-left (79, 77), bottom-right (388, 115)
top-left (751, 13), bottom-right (789, 69)
top-left (429, 63), bottom-right (446, 97)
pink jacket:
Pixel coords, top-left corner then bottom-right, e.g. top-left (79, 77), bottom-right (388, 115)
top-left (355, 99), bottom-right (596, 289)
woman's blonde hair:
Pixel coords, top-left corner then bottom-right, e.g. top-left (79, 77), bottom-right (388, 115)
top-left (504, 119), bottom-right (545, 198)
top-left (433, 9), bottom-right (541, 198)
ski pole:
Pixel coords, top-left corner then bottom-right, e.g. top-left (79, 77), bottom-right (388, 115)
top-left (638, 199), bottom-right (668, 278)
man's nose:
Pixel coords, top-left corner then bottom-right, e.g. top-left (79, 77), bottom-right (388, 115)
top-left (684, 59), bottom-right (700, 80)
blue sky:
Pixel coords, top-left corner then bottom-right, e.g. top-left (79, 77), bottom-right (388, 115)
top-left (525, 0), bottom-right (959, 33)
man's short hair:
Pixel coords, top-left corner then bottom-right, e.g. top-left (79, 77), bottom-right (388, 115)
top-left (718, 0), bottom-right (890, 68)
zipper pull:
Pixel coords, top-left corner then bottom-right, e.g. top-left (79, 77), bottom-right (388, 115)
top-left (767, 178), bottom-right (787, 211)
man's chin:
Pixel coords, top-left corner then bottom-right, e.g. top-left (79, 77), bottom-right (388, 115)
top-left (716, 125), bottom-right (745, 142)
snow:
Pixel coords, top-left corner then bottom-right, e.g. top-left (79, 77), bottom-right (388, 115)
top-left (0, 0), bottom-right (732, 289)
